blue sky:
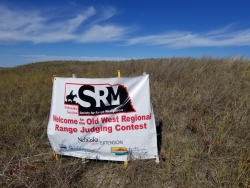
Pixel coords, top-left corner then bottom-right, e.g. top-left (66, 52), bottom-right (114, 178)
top-left (1, 0), bottom-right (250, 67)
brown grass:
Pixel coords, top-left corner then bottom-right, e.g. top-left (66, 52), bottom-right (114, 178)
top-left (0, 57), bottom-right (250, 187)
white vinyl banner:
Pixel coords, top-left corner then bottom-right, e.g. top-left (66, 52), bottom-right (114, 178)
top-left (47, 75), bottom-right (159, 162)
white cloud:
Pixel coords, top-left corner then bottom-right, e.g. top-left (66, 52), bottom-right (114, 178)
top-left (1, 3), bottom-right (250, 48)
top-left (93, 6), bottom-right (117, 23)
top-left (21, 54), bottom-right (128, 62)
top-left (0, 5), bottom-right (45, 31)
top-left (80, 24), bottom-right (126, 42)
top-left (63, 6), bottom-right (96, 33)
top-left (0, 5), bottom-right (125, 43)
top-left (126, 26), bottom-right (250, 48)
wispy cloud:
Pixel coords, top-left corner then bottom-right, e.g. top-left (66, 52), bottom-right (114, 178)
top-left (79, 25), bottom-right (126, 42)
top-left (93, 6), bottom-right (117, 24)
top-left (0, 5), bottom-right (44, 31)
top-left (126, 26), bottom-right (250, 48)
top-left (0, 5), bottom-right (126, 43)
top-left (1, 3), bottom-right (250, 48)
top-left (21, 54), bottom-right (128, 62)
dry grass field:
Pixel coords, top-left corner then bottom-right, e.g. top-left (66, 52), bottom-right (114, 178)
top-left (0, 57), bottom-right (250, 187)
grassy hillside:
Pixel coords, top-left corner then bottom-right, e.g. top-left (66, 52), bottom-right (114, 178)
top-left (0, 57), bottom-right (250, 187)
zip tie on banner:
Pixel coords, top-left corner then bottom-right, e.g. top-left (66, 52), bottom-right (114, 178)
top-left (52, 75), bottom-right (56, 82)
top-left (53, 152), bottom-right (59, 161)
top-left (118, 70), bottom-right (121, 78)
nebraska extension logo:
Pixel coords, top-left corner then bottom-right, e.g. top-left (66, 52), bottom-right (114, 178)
top-left (64, 83), bottom-right (135, 115)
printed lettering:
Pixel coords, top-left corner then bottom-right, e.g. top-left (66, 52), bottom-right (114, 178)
top-left (55, 124), bottom-right (78, 134)
top-left (115, 123), bottom-right (147, 131)
top-left (53, 115), bottom-right (78, 124)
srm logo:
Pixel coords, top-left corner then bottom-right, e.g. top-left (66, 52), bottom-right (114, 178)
top-left (65, 84), bottom-right (135, 115)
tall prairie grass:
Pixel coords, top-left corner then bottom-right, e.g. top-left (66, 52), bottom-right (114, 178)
top-left (0, 57), bottom-right (250, 187)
